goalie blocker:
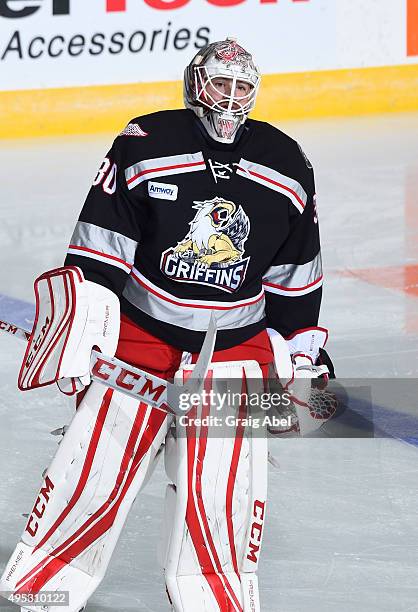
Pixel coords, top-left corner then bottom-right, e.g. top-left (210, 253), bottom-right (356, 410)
top-left (18, 266), bottom-right (120, 395)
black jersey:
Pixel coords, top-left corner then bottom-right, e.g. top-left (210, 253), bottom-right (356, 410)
top-left (65, 109), bottom-right (322, 352)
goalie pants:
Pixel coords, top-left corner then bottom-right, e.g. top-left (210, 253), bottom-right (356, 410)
top-left (1, 315), bottom-right (272, 612)
top-left (116, 314), bottom-right (273, 378)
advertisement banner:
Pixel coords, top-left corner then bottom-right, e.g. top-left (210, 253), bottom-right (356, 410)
top-left (0, 0), bottom-right (416, 92)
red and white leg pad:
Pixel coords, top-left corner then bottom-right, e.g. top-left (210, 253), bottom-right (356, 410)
top-left (161, 360), bottom-right (268, 612)
top-left (0, 383), bottom-right (171, 612)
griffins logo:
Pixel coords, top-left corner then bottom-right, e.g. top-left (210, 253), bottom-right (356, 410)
top-left (160, 197), bottom-right (250, 293)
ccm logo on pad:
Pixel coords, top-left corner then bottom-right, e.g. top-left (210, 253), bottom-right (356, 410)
top-left (148, 181), bottom-right (178, 201)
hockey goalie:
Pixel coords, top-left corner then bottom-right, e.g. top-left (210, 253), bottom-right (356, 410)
top-left (0, 37), bottom-right (333, 611)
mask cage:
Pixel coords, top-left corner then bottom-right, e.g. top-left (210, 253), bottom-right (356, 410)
top-left (193, 66), bottom-right (260, 116)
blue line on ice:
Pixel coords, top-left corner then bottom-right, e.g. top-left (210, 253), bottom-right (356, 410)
top-left (0, 293), bottom-right (35, 329)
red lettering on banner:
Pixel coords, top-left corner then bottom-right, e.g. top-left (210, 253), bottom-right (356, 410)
top-left (143, 0), bottom-right (189, 9)
top-left (106, 0), bottom-right (310, 9)
top-left (0, 0), bottom-right (312, 18)
top-left (106, 0), bottom-right (311, 9)
top-left (206, 0), bottom-right (245, 6)
top-left (408, 0), bottom-right (418, 56)
top-left (107, 0), bottom-right (127, 11)
top-left (142, 0), bottom-right (310, 8)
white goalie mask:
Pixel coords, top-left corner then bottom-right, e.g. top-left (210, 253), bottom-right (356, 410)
top-left (184, 37), bottom-right (261, 144)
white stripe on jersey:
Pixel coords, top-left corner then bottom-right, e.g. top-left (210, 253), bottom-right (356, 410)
top-left (125, 152), bottom-right (206, 190)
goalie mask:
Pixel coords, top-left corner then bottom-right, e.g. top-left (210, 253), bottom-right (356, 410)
top-left (184, 37), bottom-right (261, 144)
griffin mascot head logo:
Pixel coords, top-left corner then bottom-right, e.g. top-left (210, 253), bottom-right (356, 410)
top-left (174, 197), bottom-right (249, 267)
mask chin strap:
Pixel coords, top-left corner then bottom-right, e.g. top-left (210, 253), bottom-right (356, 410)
top-left (200, 111), bottom-right (244, 144)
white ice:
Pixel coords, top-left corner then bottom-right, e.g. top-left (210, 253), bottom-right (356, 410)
top-left (0, 113), bottom-right (418, 611)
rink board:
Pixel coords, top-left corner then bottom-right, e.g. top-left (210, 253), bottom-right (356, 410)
top-left (2, 64), bottom-right (418, 138)
top-left (1, 0), bottom-right (418, 137)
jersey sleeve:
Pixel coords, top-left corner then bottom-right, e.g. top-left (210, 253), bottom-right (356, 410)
top-left (64, 136), bottom-right (144, 296)
top-left (262, 154), bottom-right (323, 338)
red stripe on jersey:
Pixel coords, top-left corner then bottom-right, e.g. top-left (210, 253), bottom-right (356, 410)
top-left (263, 275), bottom-right (323, 292)
top-left (237, 166), bottom-right (306, 210)
top-left (127, 160), bottom-right (205, 185)
top-left (68, 245), bottom-right (133, 270)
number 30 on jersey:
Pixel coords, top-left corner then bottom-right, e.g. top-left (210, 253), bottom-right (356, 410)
top-left (93, 157), bottom-right (117, 195)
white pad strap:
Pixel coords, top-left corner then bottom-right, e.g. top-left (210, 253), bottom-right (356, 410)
top-left (161, 360), bottom-right (268, 612)
top-left (266, 327), bottom-right (293, 379)
top-left (18, 266), bottom-right (120, 392)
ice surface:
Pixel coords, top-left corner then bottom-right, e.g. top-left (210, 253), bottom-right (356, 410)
top-left (0, 114), bottom-right (418, 611)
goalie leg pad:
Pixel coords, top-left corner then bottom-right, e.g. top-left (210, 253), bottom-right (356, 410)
top-left (161, 360), bottom-right (268, 612)
top-left (0, 382), bottom-right (171, 612)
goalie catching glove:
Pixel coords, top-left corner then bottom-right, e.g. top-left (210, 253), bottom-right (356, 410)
top-left (286, 327), bottom-right (334, 380)
top-left (267, 326), bottom-right (337, 435)
top-left (18, 266), bottom-right (120, 395)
